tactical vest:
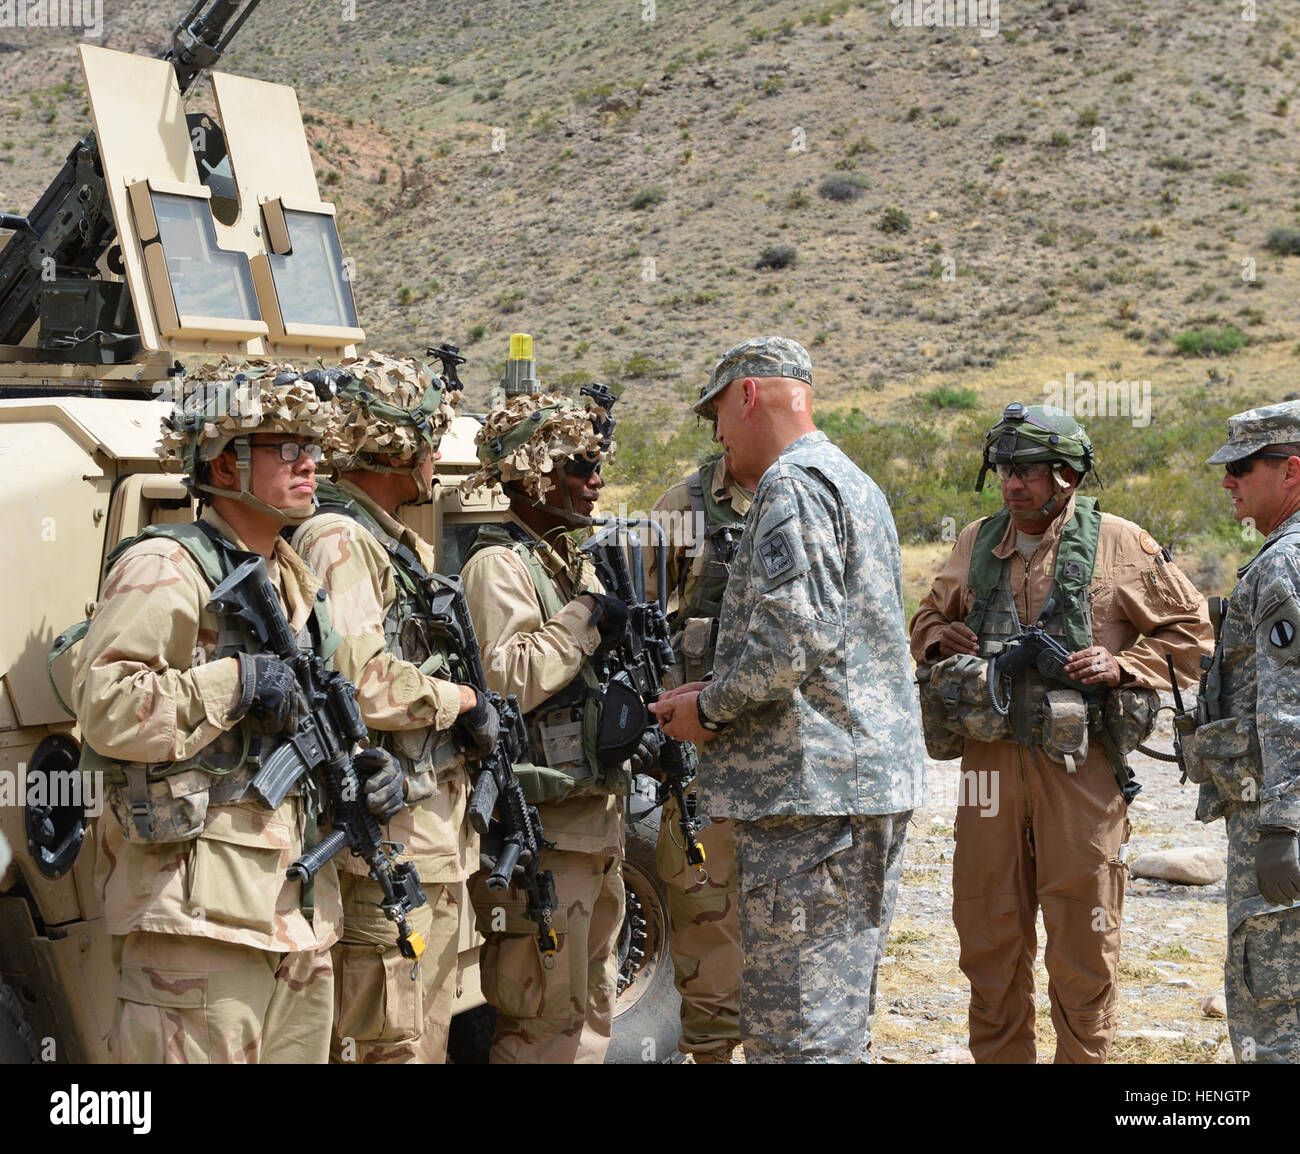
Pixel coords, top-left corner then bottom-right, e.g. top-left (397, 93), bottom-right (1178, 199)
top-left (669, 468), bottom-right (746, 683)
top-left (465, 522), bottom-right (626, 804)
top-left (60, 521), bottom-right (338, 842)
top-left (311, 481), bottom-right (461, 793)
top-left (966, 500), bottom-right (1100, 752)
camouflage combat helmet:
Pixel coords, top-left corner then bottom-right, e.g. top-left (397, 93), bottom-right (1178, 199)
top-left (463, 386), bottom-right (616, 520)
top-left (158, 357), bottom-right (333, 524)
top-left (327, 352), bottom-right (458, 504)
top-left (975, 402), bottom-right (1096, 493)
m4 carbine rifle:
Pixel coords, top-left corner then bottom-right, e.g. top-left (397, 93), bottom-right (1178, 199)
top-left (582, 519), bottom-right (709, 882)
top-left (205, 551), bottom-right (427, 962)
top-left (418, 572), bottom-right (559, 959)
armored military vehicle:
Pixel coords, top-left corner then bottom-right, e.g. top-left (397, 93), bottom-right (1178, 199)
top-left (0, 0), bottom-right (679, 1064)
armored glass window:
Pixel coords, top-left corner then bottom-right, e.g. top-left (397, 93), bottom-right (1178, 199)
top-left (266, 209), bottom-right (358, 329)
top-left (150, 192), bottom-right (260, 322)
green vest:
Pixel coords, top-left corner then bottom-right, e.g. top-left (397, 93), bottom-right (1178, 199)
top-left (311, 480), bottom-right (459, 785)
top-left (59, 522), bottom-right (338, 848)
top-left (673, 465), bottom-right (746, 626)
top-left (465, 522), bottom-right (625, 804)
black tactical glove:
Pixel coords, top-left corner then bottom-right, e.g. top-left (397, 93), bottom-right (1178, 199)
top-left (235, 653), bottom-right (305, 736)
top-left (1256, 827), bottom-right (1300, 907)
top-left (586, 593), bottom-right (630, 655)
top-left (356, 748), bottom-right (405, 824)
top-left (629, 725), bottom-right (664, 775)
top-left (459, 690), bottom-right (501, 757)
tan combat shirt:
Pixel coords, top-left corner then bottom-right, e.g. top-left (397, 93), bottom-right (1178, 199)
top-left (74, 508), bottom-right (342, 952)
top-left (293, 479), bottom-right (476, 884)
top-left (460, 512), bottom-right (622, 856)
top-left (909, 494), bottom-right (1212, 689)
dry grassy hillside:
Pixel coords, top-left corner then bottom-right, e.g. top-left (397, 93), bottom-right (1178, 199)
top-left (2, 0), bottom-right (1298, 482)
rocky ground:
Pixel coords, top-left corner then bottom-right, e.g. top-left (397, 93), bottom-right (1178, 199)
top-left (875, 717), bottom-right (1232, 1064)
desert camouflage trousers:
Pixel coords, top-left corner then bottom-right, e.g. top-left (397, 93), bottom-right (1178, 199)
top-left (110, 930), bottom-right (333, 1063)
top-left (656, 791), bottom-right (741, 1061)
top-left (330, 874), bottom-right (461, 1064)
top-left (736, 811), bottom-right (910, 1064)
top-left (1224, 807), bottom-right (1300, 1063)
top-left (471, 848), bottom-right (624, 1063)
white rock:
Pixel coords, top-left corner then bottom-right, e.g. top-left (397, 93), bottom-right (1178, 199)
top-left (1165, 978), bottom-right (1194, 989)
top-left (1117, 1029), bottom-right (1186, 1043)
top-left (933, 1045), bottom-right (974, 1064)
top-left (1128, 848), bottom-right (1226, 885)
top-left (1200, 993), bottom-right (1227, 1019)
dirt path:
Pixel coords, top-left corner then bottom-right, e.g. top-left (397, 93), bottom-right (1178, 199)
top-left (875, 723), bottom-right (1231, 1064)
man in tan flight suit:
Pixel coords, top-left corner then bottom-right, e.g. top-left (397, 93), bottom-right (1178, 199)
top-left (74, 362), bottom-right (404, 1063)
top-left (294, 353), bottom-right (497, 1063)
top-left (910, 403), bottom-right (1211, 1063)
top-left (647, 453), bottom-right (754, 1063)
top-left (458, 390), bottom-right (657, 1063)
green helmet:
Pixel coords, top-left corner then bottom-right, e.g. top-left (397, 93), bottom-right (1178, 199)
top-left (465, 386), bottom-right (616, 508)
top-left (975, 402), bottom-right (1095, 492)
top-left (326, 352), bottom-right (458, 504)
top-left (158, 358), bottom-right (333, 524)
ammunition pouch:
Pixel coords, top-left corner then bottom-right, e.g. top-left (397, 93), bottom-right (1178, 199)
top-left (1039, 689), bottom-right (1088, 772)
top-left (519, 679), bottom-right (637, 805)
top-left (675, 616), bottom-right (720, 685)
top-left (918, 655), bottom-right (1012, 756)
top-left (1103, 685), bottom-right (1160, 755)
top-left (1181, 714), bottom-right (1260, 802)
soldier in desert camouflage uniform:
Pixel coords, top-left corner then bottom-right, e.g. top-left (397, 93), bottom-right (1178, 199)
top-left (72, 363), bottom-right (404, 1064)
top-left (653, 336), bottom-right (926, 1064)
top-left (458, 392), bottom-right (656, 1063)
top-left (293, 353), bottom-right (496, 1063)
top-left (1183, 402), bottom-right (1300, 1063)
top-left (647, 454), bottom-right (754, 1063)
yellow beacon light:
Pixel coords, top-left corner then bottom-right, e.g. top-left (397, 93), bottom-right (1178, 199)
top-left (502, 332), bottom-right (541, 396)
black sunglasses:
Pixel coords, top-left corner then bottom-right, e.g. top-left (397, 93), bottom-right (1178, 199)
top-left (564, 457), bottom-right (602, 478)
top-left (1224, 452), bottom-right (1293, 478)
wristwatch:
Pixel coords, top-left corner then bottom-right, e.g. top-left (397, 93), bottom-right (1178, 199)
top-left (696, 695), bottom-right (728, 733)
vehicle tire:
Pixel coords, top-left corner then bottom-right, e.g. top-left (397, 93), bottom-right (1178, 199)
top-left (0, 976), bottom-right (37, 1064)
top-left (607, 806), bottom-right (683, 1064)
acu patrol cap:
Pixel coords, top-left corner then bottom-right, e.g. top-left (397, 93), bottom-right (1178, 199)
top-left (1206, 401), bottom-right (1300, 465)
top-left (693, 335), bottom-right (813, 416)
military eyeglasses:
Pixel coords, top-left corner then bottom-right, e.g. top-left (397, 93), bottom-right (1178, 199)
top-left (1224, 452), bottom-right (1293, 478)
top-left (994, 462), bottom-right (1054, 482)
top-left (251, 441), bottom-right (325, 464)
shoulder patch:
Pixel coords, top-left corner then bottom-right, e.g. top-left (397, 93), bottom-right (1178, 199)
top-left (1139, 531), bottom-right (1161, 556)
top-left (758, 528), bottom-right (796, 580)
top-left (1261, 595), bottom-right (1300, 665)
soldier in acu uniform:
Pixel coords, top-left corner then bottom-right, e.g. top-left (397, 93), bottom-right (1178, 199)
top-left (653, 336), bottom-right (926, 1064)
top-left (458, 391), bottom-right (657, 1063)
top-left (647, 453), bottom-right (756, 1064)
top-left (293, 353), bottom-right (497, 1063)
top-left (1182, 402), bottom-right (1300, 1062)
top-left (910, 403), bottom-right (1211, 1063)
top-left (73, 362), bottom-right (404, 1063)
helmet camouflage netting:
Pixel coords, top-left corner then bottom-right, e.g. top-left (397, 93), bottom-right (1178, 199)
top-left (327, 352), bottom-right (457, 468)
top-left (157, 357), bottom-right (333, 479)
top-left (463, 392), bottom-right (614, 501)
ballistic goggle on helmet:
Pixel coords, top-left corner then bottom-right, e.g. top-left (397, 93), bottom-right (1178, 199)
top-left (326, 352), bottom-right (458, 504)
top-left (157, 358), bottom-right (334, 524)
top-left (464, 386), bottom-right (616, 505)
top-left (975, 402), bottom-right (1096, 493)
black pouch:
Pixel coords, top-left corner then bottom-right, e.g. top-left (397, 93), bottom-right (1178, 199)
top-left (594, 674), bottom-right (649, 769)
